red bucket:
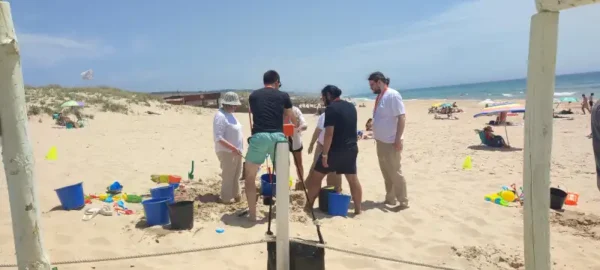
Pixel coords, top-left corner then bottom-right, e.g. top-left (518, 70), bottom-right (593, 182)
top-left (283, 124), bottom-right (295, 137)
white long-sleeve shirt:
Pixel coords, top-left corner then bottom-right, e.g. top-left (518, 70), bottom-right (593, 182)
top-left (213, 109), bottom-right (244, 153)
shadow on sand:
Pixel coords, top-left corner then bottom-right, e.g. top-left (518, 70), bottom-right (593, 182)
top-left (467, 145), bottom-right (523, 152)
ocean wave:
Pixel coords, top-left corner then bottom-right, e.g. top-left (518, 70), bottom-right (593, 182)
top-left (554, 92), bottom-right (577, 96)
top-left (502, 93), bottom-right (514, 97)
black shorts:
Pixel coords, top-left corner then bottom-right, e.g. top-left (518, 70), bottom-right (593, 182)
top-left (314, 147), bottom-right (358, 175)
top-left (288, 137), bottom-right (303, 153)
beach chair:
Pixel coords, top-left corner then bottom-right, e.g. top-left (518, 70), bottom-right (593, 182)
top-left (475, 130), bottom-right (489, 146)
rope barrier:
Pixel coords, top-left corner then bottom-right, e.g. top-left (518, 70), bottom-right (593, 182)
top-left (289, 238), bottom-right (462, 270)
top-left (0, 239), bottom-right (269, 268)
top-left (0, 237), bottom-right (461, 270)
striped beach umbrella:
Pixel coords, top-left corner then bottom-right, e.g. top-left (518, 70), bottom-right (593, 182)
top-left (473, 103), bottom-right (525, 145)
top-left (473, 103), bottom-right (525, 118)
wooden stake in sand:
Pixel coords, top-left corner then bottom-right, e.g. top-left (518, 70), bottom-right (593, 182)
top-left (0, 2), bottom-right (52, 269)
top-left (523, 1), bottom-right (598, 269)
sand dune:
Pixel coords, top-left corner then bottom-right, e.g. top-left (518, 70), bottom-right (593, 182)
top-left (1, 100), bottom-right (599, 270)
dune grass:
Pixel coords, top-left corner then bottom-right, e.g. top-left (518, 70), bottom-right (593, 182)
top-left (25, 84), bottom-right (164, 117)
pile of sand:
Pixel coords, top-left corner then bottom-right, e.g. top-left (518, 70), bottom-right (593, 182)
top-left (170, 178), bottom-right (310, 223)
top-left (550, 210), bottom-right (600, 240)
top-left (451, 245), bottom-right (524, 270)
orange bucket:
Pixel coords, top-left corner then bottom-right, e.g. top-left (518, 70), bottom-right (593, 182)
top-left (168, 175), bottom-right (182, 184)
top-left (283, 123), bottom-right (295, 137)
top-left (564, 192), bottom-right (579, 206)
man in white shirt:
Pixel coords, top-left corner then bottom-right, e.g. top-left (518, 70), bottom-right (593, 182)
top-left (368, 72), bottom-right (408, 208)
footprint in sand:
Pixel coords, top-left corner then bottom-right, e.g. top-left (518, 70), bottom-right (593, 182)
top-left (87, 236), bottom-right (111, 246)
top-left (393, 225), bottom-right (416, 236)
top-left (465, 216), bottom-right (488, 226)
top-left (54, 233), bottom-right (73, 245)
top-left (337, 255), bottom-right (379, 269)
top-left (454, 223), bottom-right (482, 238)
top-left (425, 244), bottom-right (454, 256)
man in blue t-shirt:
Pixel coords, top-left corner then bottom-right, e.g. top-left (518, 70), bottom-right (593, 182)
top-left (244, 70), bottom-right (296, 221)
top-left (304, 85), bottom-right (363, 215)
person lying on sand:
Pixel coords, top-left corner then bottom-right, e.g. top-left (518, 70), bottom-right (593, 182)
top-left (482, 126), bottom-right (510, 148)
top-left (55, 113), bottom-right (80, 128)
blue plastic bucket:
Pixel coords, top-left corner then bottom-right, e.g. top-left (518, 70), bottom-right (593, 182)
top-left (150, 185), bottom-right (175, 203)
top-left (260, 174), bottom-right (277, 196)
top-left (66, 123), bottom-right (74, 129)
top-left (55, 182), bottom-right (85, 210)
top-left (169, 183), bottom-right (180, 190)
top-left (328, 193), bottom-right (351, 217)
top-left (52, 113), bottom-right (59, 120)
top-left (142, 198), bottom-right (170, 226)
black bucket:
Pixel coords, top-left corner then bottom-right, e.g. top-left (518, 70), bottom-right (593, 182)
top-left (550, 188), bottom-right (567, 210)
top-left (168, 201), bottom-right (194, 230)
top-left (318, 186), bottom-right (336, 213)
top-left (267, 241), bottom-right (325, 270)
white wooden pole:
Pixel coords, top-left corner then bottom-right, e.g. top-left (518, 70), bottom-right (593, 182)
top-left (537, 0), bottom-right (599, 12)
top-left (0, 2), bottom-right (52, 269)
top-left (275, 142), bottom-right (290, 270)
top-left (523, 11), bottom-right (559, 270)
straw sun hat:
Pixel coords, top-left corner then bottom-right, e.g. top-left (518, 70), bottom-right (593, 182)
top-left (221, 91), bottom-right (241, 106)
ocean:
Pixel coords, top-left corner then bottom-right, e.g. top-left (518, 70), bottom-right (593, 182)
top-left (350, 71), bottom-right (600, 101)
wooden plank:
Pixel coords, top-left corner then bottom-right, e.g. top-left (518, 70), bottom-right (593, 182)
top-left (536, 0), bottom-right (599, 11)
top-left (0, 1), bottom-right (52, 269)
top-left (523, 11), bottom-right (559, 270)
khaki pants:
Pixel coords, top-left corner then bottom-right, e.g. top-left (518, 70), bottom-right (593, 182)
top-left (311, 143), bottom-right (342, 188)
top-left (376, 140), bottom-right (408, 204)
top-left (217, 151), bottom-right (243, 202)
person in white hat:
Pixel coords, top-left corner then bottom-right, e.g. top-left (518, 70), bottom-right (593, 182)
top-left (213, 91), bottom-right (244, 203)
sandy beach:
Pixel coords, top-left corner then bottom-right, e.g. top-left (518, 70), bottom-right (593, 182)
top-left (1, 99), bottom-right (599, 270)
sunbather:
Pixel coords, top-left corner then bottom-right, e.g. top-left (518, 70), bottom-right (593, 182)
top-left (481, 126), bottom-right (510, 148)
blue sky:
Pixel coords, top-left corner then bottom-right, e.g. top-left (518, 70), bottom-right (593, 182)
top-left (8, 0), bottom-right (600, 94)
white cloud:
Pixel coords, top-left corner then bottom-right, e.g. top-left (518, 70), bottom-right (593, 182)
top-left (18, 33), bottom-right (114, 67)
top-left (276, 0), bottom-right (600, 92)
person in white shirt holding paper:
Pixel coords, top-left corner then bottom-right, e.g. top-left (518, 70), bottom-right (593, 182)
top-left (287, 106), bottom-right (307, 187)
top-left (213, 92), bottom-right (244, 204)
top-left (368, 72), bottom-right (408, 209)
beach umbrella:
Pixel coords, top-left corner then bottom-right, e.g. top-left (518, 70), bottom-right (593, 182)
top-left (473, 103), bottom-right (525, 145)
top-left (60, 100), bottom-right (85, 108)
top-left (473, 103), bottom-right (525, 117)
top-left (560, 97), bottom-right (578, 103)
top-left (432, 102), bottom-right (443, 107)
top-left (440, 103), bottom-right (453, 108)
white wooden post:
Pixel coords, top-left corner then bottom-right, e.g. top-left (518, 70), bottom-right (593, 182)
top-left (523, 11), bottom-right (559, 270)
top-left (0, 2), bottom-right (52, 269)
top-left (275, 143), bottom-right (290, 270)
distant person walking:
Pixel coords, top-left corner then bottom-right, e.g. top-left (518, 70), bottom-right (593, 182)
top-left (213, 92), bottom-right (244, 204)
top-left (582, 94), bottom-right (591, 114)
top-left (369, 71), bottom-right (409, 209)
top-left (244, 70), bottom-right (296, 221)
top-left (591, 102), bottom-right (600, 192)
top-left (590, 93), bottom-right (595, 108)
top-left (305, 85), bottom-right (362, 215)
